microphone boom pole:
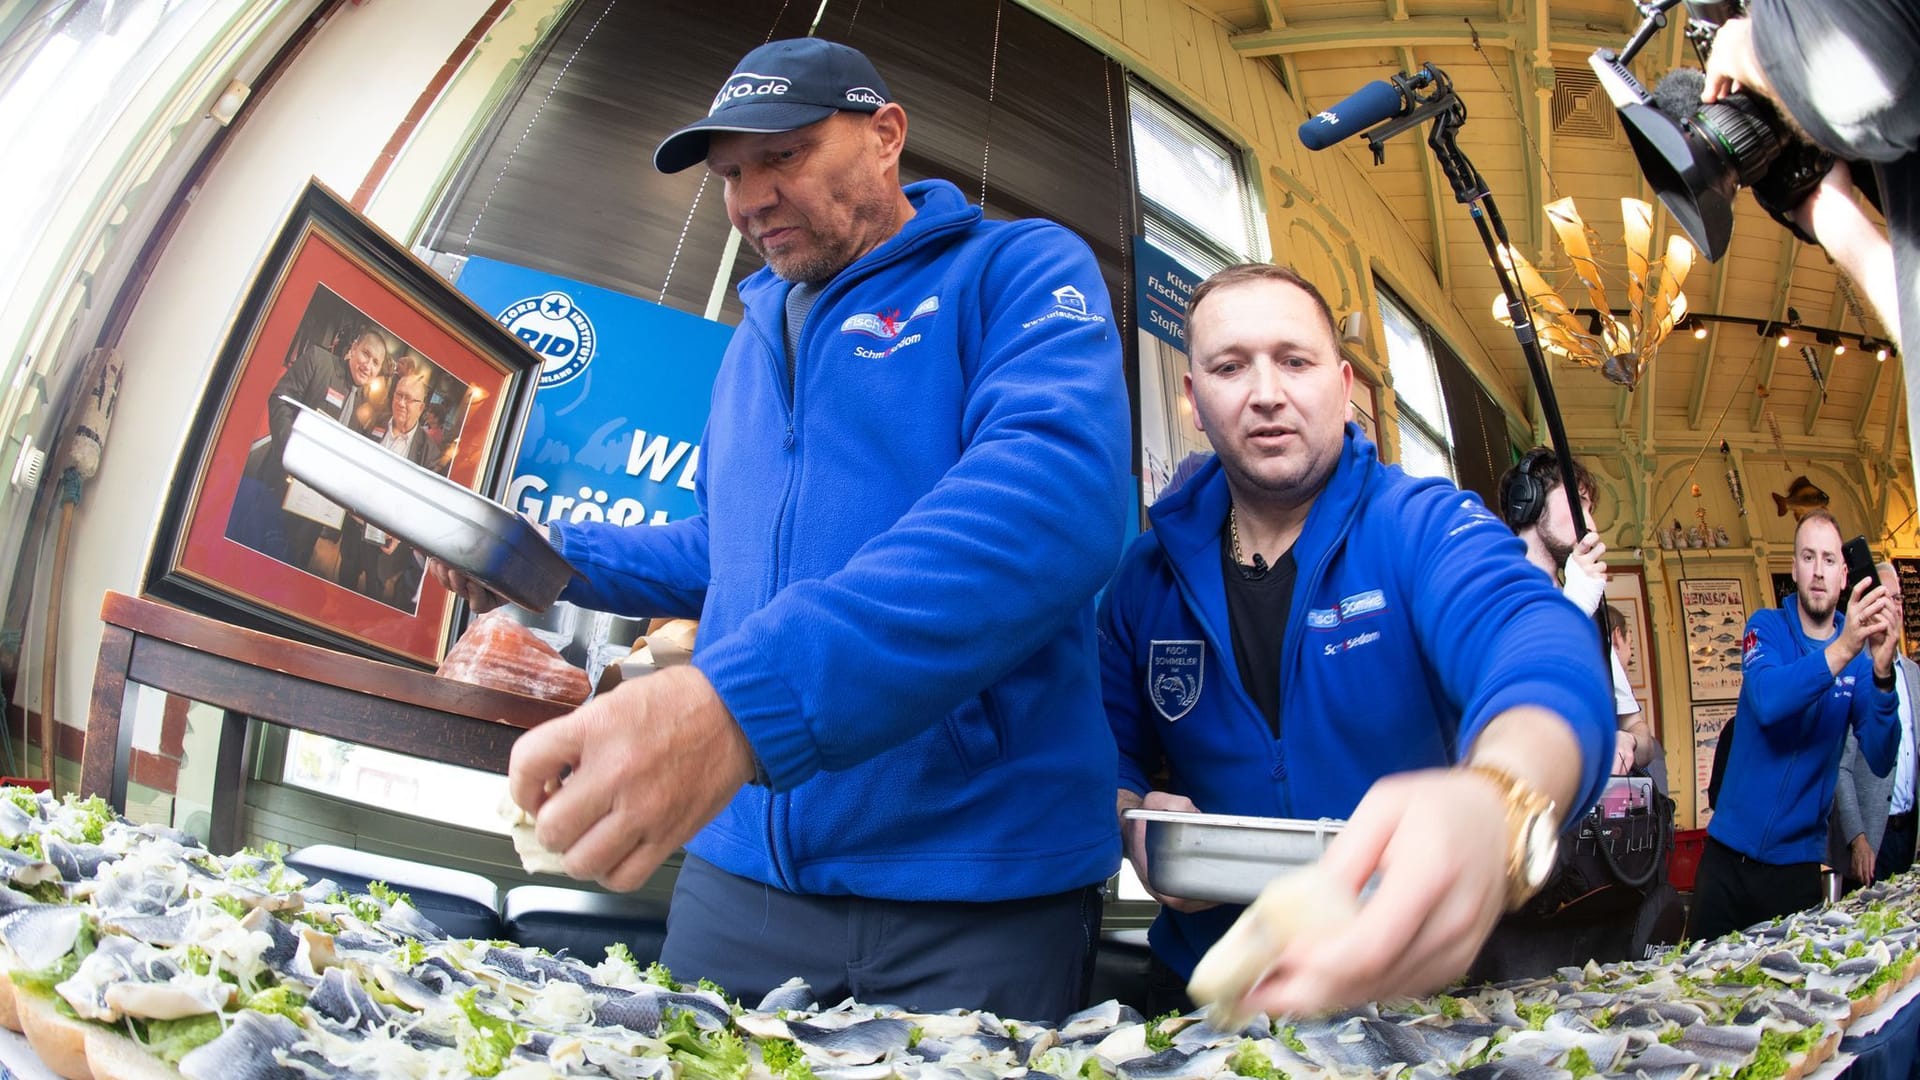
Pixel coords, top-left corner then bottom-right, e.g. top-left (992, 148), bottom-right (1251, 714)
top-left (1339, 65), bottom-right (1607, 656)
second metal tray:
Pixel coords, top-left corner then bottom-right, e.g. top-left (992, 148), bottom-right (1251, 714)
top-left (1125, 808), bottom-right (1344, 906)
top-left (281, 399), bottom-right (578, 611)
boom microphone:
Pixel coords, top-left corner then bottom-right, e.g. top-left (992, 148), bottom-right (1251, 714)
top-left (1298, 71), bottom-right (1431, 151)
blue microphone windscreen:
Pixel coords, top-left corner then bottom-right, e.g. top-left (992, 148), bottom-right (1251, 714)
top-left (1297, 80), bottom-right (1405, 150)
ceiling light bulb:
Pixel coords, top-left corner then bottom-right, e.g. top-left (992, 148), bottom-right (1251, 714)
top-left (1777, 332), bottom-right (1791, 347)
top-left (1834, 343), bottom-right (1846, 357)
top-left (1879, 347), bottom-right (1890, 362)
top-left (1693, 325), bottom-right (1708, 339)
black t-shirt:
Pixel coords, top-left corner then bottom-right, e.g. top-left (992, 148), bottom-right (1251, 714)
top-left (1221, 528), bottom-right (1297, 736)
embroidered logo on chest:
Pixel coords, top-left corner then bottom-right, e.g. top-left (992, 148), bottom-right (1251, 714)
top-left (1148, 640), bottom-right (1205, 722)
top-left (841, 295), bottom-right (939, 360)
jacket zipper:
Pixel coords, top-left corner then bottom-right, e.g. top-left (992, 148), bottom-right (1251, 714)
top-left (742, 314), bottom-right (799, 892)
top-left (1163, 465), bottom-right (1370, 818)
top-left (728, 194), bottom-right (979, 893)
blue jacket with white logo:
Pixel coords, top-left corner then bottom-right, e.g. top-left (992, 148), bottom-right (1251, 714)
top-left (1710, 597), bottom-right (1897, 865)
top-left (1100, 431), bottom-right (1613, 977)
top-left (547, 179), bottom-right (1131, 901)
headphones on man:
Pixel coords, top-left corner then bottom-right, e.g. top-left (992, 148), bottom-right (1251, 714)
top-left (1501, 447), bottom-right (1557, 530)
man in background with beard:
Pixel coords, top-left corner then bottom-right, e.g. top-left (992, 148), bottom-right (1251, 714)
top-left (1692, 510), bottom-right (1898, 940)
top-left (1500, 448), bottom-right (1655, 775)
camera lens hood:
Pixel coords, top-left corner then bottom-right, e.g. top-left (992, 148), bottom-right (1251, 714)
top-left (1619, 101), bottom-right (1739, 261)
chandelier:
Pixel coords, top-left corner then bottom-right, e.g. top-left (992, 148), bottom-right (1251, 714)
top-left (1492, 196), bottom-right (1695, 389)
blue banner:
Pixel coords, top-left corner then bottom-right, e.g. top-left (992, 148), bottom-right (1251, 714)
top-left (454, 256), bottom-right (728, 528)
top-left (1133, 238), bottom-right (1205, 351)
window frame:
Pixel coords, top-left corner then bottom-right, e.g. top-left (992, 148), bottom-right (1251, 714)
top-left (1375, 282), bottom-right (1457, 482)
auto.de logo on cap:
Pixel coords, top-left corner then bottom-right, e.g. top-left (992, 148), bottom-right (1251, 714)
top-left (844, 86), bottom-right (886, 107)
top-left (711, 72), bottom-right (791, 114)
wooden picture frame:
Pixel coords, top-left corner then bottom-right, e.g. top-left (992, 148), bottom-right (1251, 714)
top-left (1603, 566), bottom-right (1661, 743)
top-left (146, 180), bottom-right (538, 668)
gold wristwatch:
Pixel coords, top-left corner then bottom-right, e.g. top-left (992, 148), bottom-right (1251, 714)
top-left (1465, 763), bottom-right (1560, 911)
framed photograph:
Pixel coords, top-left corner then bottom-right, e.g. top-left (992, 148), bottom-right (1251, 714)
top-left (1690, 701), bottom-right (1737, 829)
top-left (146, 180), bottom-right (539, 668)
top-left (1896, 558), bottom-right (1920, 647)
top-left (1677, 578), bottom-right (1747, 702)
top-left (1603, 566), bottom-right (1660, 742)
top-left (1771, 570), bottom-right (1797, 607)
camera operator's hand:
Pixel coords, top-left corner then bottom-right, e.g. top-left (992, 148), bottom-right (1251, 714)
top-left (1700, 18), bottom-right (1776, 107)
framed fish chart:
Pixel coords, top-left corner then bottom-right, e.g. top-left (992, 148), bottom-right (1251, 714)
top-left (1678, 578), bottom-right (1747, 701)
top-left (1690, 700), bottom-right (1737, 828)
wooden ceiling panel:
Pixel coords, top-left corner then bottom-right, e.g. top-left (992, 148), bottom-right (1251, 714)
top-left (1175, 0), bottom-right (1894, 441)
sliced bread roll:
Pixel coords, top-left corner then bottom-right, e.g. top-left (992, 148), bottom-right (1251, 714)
top-left (17, 989), bottom-right (96, 1080)
top-left (1187, 864), bottom-right (1359, 1026)
top-left (0, 969), bottom-right (20, 1033)
top-left (85, 1025), bottom-right (180, 1080)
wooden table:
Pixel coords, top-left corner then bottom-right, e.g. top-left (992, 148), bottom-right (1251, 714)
top-left (83, 591), bottom-right (568, 851)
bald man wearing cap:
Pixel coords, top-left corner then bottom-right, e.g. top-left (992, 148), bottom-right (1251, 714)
top-left (438, 38), bottom-right (1129, 1018)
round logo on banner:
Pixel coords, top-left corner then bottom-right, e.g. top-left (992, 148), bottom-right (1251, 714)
top-left (499, 291), bottom-right (596, 388)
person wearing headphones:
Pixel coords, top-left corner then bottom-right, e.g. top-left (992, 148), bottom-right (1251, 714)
top-left (1498, 448), bottom-right (1656, 776)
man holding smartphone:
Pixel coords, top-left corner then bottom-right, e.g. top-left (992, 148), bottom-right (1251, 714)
top-left (1691, 510), bottom-right (1899, 941)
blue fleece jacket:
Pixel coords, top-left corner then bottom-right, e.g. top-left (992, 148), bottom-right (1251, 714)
top-left (548, 180), bottom-right (1131, 901)
top-left (1709, 597), bottom-right (1898, 865)
top-left (1100, 432), bottom-right (1613, 977)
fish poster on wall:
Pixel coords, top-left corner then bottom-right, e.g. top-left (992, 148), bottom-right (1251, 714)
top-left (1679, 578), bottom-right (1747, 701)
top-left (1691, 700), bottom-right (1737, 829)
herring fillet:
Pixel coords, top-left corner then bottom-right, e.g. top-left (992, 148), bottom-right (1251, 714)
top-left (1186, 865), bottom-right (1358, 1023)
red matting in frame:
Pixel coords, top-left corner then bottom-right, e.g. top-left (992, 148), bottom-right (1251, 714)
top-left (173, 226), bottom-right (513, 666)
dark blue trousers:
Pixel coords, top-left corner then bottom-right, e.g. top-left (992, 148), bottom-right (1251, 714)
top-left (1876, 811), bottom-right (1917, 881)
top-left (660, 855), bottom-right (1102, 1022)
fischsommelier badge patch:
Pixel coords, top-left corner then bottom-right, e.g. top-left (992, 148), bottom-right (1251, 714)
top-left (1148, 640), bottom-right (1204, 721)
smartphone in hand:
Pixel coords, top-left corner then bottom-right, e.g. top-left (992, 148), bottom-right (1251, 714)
top-left (1840, 535), bottom-right (1877, 613)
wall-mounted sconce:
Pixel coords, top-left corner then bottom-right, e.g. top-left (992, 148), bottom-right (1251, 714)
top-left (209, 79), bottom-right (251, 126)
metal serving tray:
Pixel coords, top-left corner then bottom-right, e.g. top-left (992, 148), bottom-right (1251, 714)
top-left (1124, 808), bottom-right (1344, 906)
top-left (281, 399), bottom-right (578, 611)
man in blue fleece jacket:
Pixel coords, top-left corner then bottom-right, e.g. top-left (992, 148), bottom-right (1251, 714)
top-left (1102, 264), bottom-right (1613, 1017)
top-left (1691, 510), bottom-right (1899, 942)
top-left (446, 38), bottom-right (1129, 1019)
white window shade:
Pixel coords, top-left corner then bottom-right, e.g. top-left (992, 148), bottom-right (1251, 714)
top-left (1396, 418), bottom-right (1455, 481)
top-left (1130, 88), bottom-right (1263, 264)
top-left (1143, 217), bottom-right (1231, 279)
top-left (1379, 289), bottom-right (1449, 431)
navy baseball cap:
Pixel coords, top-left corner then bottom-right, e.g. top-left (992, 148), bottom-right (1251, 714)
top-left (653, 38), bottom-right (893, 174)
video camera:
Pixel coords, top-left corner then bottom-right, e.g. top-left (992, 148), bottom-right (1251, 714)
top-left (1589, 0), bottom-right (1833, 262)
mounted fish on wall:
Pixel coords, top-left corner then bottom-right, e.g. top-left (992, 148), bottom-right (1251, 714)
top-left (1771, 476), bottom-right (1830, 520)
